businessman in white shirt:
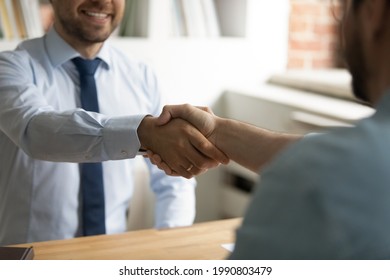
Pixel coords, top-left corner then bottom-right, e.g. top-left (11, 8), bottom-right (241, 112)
top-left (0, 0), bottom-right (228, 245)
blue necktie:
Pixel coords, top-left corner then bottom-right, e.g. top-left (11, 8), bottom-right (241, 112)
top-left (72, 57), bottom-right (106, 236)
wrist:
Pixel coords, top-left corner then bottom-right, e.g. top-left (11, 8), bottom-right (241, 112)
top-left (207, 116), bottom-right (223, 148)
top-left (137, 115), bottom-right (156, 150)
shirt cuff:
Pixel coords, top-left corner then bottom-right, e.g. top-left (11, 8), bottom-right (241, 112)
top-left (103, 115), bottom-right (146, 159)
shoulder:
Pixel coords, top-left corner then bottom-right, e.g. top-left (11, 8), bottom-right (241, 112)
top-left (0, 37), bottom-right (46, 72)
top-left (0, 49), bottom-right (34, 80)
top-left (231, 118), bottom-right (390, 259)
top-left (104, 43), bottom-right (159, 86)
top-left (104, 43), bottom-right (156, 75)
top-left (267, 118), bottom-right (387, 188)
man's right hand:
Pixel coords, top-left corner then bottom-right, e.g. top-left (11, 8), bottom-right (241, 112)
top-left (137, 111), bottom-right (228, 178)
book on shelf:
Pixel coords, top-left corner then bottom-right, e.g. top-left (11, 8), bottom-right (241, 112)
top-left (0, 246), bottom-right (34, 260)
top-left (118, 0), bottom-right (220, 38)
top-left (4, 0), bottom-right (19, 39)
top-left (0, 0), bottom-right (43, 40)
top-left (0, 0), bottom-right (14, 39)
top-left (181, 0), bottom-right (208, 37)
top-left (148, 0), bottom-right (173, 39)
top-left (173, 0), bottom-right (220, 38)
top-left (118, 0), bottom-right (136, 36)
top-left (12, 0), bottom-right (27, 38)
top-left (19, 0), bottom-right (44, 38)
top-left (171, 0), bottom-right (187, 37)
top-left (0, 17), bottom-right (3, 38)
top-left (119, 0), bottom-right (149, 37)
top-left (200, 0), bottom-right (220, 37)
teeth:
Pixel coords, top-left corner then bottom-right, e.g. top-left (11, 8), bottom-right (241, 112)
top-left (85, 11), bottom-right (108, 19)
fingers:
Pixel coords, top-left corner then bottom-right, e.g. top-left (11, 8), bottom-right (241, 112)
top-left (147, 151), bottom-right (178, 176)
top-left (157, 104), bottom-right (200, 126)
top-left (147, 149), bottom-right (209, 178)
top-left (189, 135), bottom-right (229, 165)
top-left (156, 107), bottom-right (173, 126)
top-left (176, 163), bottom-right (205, 179)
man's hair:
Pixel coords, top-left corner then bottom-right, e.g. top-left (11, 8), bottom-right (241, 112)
top-left (352, 0), bottom-right (363, 9)
top-left (352, 0), bottom-right (390, 9)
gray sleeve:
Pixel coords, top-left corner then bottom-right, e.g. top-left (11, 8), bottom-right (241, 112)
top-left (229, 135), bottom-right (390, 259)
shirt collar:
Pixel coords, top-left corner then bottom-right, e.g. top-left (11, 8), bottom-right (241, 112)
top-left (45, 27), bottom-right (112, 69)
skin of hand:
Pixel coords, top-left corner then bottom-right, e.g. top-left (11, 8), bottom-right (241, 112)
top-left (137, 114), bottom-right (229, 178)
top-left (148, 104), bottom-right (222, 176)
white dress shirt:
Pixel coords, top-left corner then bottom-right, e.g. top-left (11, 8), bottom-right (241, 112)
top-left (0, 28), bottom-right (196, 245)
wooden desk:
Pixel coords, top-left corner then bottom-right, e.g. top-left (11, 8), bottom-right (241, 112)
top-left (15, 218), bottom-right (242, 260)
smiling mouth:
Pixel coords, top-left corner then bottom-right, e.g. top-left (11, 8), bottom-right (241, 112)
top-left (83, 11), bottom-right (111, 20)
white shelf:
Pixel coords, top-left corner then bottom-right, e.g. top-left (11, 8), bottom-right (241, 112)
top-left (0, 40), bottom-right (19, 51)
top-left (269, 69), bottom-right (356, 101)
top-left (223, 84), bottom-right (374, 124)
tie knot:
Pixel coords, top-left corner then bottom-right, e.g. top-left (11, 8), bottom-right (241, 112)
top-left (72, 57), bottom-right (101, 76)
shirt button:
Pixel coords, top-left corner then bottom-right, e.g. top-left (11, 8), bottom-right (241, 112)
top-left (121, 150), bottom-right (128, 157)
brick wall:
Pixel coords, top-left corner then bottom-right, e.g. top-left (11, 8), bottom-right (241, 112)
top-left (288, 0), bottom-right (342, 69)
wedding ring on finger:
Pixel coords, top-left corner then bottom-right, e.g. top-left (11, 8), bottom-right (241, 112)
top-left (186, 164), bottom-right (194, 172)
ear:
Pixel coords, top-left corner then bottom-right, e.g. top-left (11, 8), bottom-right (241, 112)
top-left (364, 0), bottom-right (389, 38)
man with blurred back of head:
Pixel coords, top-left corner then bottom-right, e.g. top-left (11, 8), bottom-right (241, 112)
top-left (152, 0), bottom-right (390, 259)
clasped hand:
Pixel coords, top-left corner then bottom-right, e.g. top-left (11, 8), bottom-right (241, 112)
top-left (141, 104), bottom-right (228, 178)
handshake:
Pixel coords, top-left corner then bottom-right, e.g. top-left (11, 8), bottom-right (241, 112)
top-left (138, 104), bottom-right (228, 178)
top-left (138, 104), bottom-right (300, 178)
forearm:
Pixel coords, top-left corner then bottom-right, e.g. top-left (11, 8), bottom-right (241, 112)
top-left (0, 57), bottom-right (146, 162)
top-left (214, 117), bottom-right (302, 172)
top-left (20, 110), bottom-right (143, 162)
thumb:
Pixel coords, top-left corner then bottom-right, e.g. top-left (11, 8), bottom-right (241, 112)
top-left (156, 106), bottom-right (174, 126)
top-left (156, 104), bottom-right (191, 126)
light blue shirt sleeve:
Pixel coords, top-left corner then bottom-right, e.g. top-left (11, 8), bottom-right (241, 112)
top-left (0, 50), bottom-right (144, 162)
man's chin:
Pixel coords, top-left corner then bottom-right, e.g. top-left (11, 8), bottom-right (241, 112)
top-left (82, 32), bottom-right (112, 44)
top-left (79, 25), bottom-right (115, 43)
